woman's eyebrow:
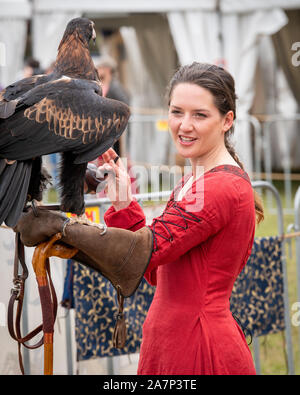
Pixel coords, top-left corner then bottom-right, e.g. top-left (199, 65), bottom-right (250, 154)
top-left (170, 105), bottom-right (210, 113)
top-left (194, 108), bottom-right (210, 113)
top-left (170, 105), bottom-right (181, 109)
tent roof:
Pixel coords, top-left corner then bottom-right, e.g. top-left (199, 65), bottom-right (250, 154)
top-left (1, 0), bottom-right (300, 19)
top-left (221, 0), bottom-right (300, 12)
top-left (34, 0), bottom-right (300, 13)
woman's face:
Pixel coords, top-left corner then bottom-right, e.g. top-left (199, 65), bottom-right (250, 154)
top-left (168, 83), bottom-right (233, 161)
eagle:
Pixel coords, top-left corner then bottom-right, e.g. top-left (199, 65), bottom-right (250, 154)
top-left (0, 18), bottom-right (130, 228)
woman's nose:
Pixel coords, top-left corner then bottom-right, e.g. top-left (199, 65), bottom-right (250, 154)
top-left (180, 115), bottom-right (193, 132)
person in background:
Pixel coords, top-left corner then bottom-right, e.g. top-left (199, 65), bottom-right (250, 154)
top-left (45, 61), bottom-right (55, 75)
top-left (96, 55), bottom-right (130, 156)
top-left (22, 58), bottom-right (43, 78)
top-left (89, 55), bottom-right (134, 195)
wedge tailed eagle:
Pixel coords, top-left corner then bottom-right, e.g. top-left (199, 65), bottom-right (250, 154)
top-left (0, 18), bottom-right (130, 227)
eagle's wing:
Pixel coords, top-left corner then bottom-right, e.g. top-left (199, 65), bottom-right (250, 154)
top-left (0, 77), bottom-right (130, 164)
top-left (0, 73), bottom-right (55, 118)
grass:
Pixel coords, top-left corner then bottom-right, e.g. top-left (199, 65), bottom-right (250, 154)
top-left (45, 187), bottom-right (59, 204)
top-left (250, 180), bottom-right (300, 375)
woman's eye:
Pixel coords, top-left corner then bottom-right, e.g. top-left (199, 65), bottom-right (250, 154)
top-left (195, 113), bottom-right (207, 118)
top-left (171, 110), bottom-right (181, 115)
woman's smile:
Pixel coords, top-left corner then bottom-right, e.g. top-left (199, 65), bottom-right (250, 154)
top-left (178, 135), bottom-right (198, 145)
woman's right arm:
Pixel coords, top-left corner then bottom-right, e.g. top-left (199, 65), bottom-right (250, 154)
top-left (100, 148), bottom-right (146, 231)
top-left (100, 149), bottom-right (156, 283)
top-left (104, 200), bottom-right (146, 232)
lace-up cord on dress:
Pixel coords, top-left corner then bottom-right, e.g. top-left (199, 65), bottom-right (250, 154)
top-left (152, 203), bottom-right (202, 252)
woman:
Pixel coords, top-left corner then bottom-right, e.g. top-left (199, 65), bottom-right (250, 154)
top-left (15, 63), bottom-right (263, 375)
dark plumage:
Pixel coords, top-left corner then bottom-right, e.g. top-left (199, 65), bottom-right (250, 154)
top-left (0, 18), bottom-right (130, 227)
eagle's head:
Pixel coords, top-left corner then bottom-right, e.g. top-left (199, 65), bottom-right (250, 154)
top-left (59, 18), bottom-right (96, 49)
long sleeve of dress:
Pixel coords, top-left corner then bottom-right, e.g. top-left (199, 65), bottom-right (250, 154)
top-left (104, 199), bottom-right (146, 231)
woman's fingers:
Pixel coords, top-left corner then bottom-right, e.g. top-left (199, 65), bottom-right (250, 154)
top-left (96, 149), bottom-right (132, 210)
top-left (109, 159), bottom-right (118, 172)
top-left (102, 148), bottom-right (118, 163)
top-left (102, 151), bottom-right (110, 163)
top-left (103, 153), bottom-right (125, 173)
top-left (102, 148), bottom-right (128, 171)
top-left (96, 163), bottom-right (115, 179)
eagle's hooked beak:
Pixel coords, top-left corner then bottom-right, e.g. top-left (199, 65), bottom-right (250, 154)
top-left (92, 27), bottom-right (96, 44)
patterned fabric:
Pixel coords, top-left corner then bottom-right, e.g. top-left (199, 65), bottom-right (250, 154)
top-left (230, 236), bottom-right (285, 338)
top-left (72, 262), bottom-right (155, 360)
top-left (61, 259), bottom-right (75, 309)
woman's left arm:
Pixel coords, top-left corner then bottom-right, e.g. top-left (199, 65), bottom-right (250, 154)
top-left (144, 176), bottom-right (242, 277)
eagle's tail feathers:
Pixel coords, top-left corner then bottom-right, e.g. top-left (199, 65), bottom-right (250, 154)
top-left (0, 159), bottom-right (6, 175)
top-left (0, 161), bottom-right (18, 201)
top-left (0, 159), bottom-right (32, 227)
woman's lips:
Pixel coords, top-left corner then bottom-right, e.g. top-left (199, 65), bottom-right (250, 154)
top-left (179, 135), bottom-right (197, 146)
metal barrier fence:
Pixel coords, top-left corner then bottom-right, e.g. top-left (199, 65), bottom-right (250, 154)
top-left (251, 181), bottom-right (294, 375)
top-left (260, 114), bottom-right (300, 213)
top-left (235, 114), bottom-right (263, 178)
top-left (292, 186), bottom-right (300, 366)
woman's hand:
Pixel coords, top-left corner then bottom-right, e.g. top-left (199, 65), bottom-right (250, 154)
top-left (97, 148), bottom-right (133, 211)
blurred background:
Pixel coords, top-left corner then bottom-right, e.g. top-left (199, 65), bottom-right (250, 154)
top-left (1, 0), bottom-right (300, 376)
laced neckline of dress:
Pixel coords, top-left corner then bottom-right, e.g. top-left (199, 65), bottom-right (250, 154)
top-left (173, 164), bottom-right (251, 202)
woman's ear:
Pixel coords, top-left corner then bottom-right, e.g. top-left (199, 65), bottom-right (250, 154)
top-left (223, 111), bottom-right (234, 133)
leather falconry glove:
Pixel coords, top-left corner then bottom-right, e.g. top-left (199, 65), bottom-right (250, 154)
top-left (14, 208), bottom-right (153, 348)
top-left (14, 208), bottom-right (153, 298)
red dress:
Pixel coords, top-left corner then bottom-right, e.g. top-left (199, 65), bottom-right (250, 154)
top-left (104, 165), bottom-right (256, 375)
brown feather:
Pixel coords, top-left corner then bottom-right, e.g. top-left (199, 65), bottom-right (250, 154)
top-left (54, 34), bottom-right (99, 81)
top-left (23, 93), bottom-right (126, 145)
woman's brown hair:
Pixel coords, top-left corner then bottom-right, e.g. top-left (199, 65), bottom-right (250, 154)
top-left (167, 62), bottom-right (264, 224)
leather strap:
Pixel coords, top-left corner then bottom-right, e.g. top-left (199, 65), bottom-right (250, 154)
top-left (7, 206), bottom-right (59, 375)
top-left (28, 201), bottom-right (60, 215)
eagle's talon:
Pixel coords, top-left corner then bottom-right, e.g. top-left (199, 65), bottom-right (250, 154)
top-left (31, 200), bottom-right (39, 217)
top-left (63, 213), bottom-right (106, 234)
